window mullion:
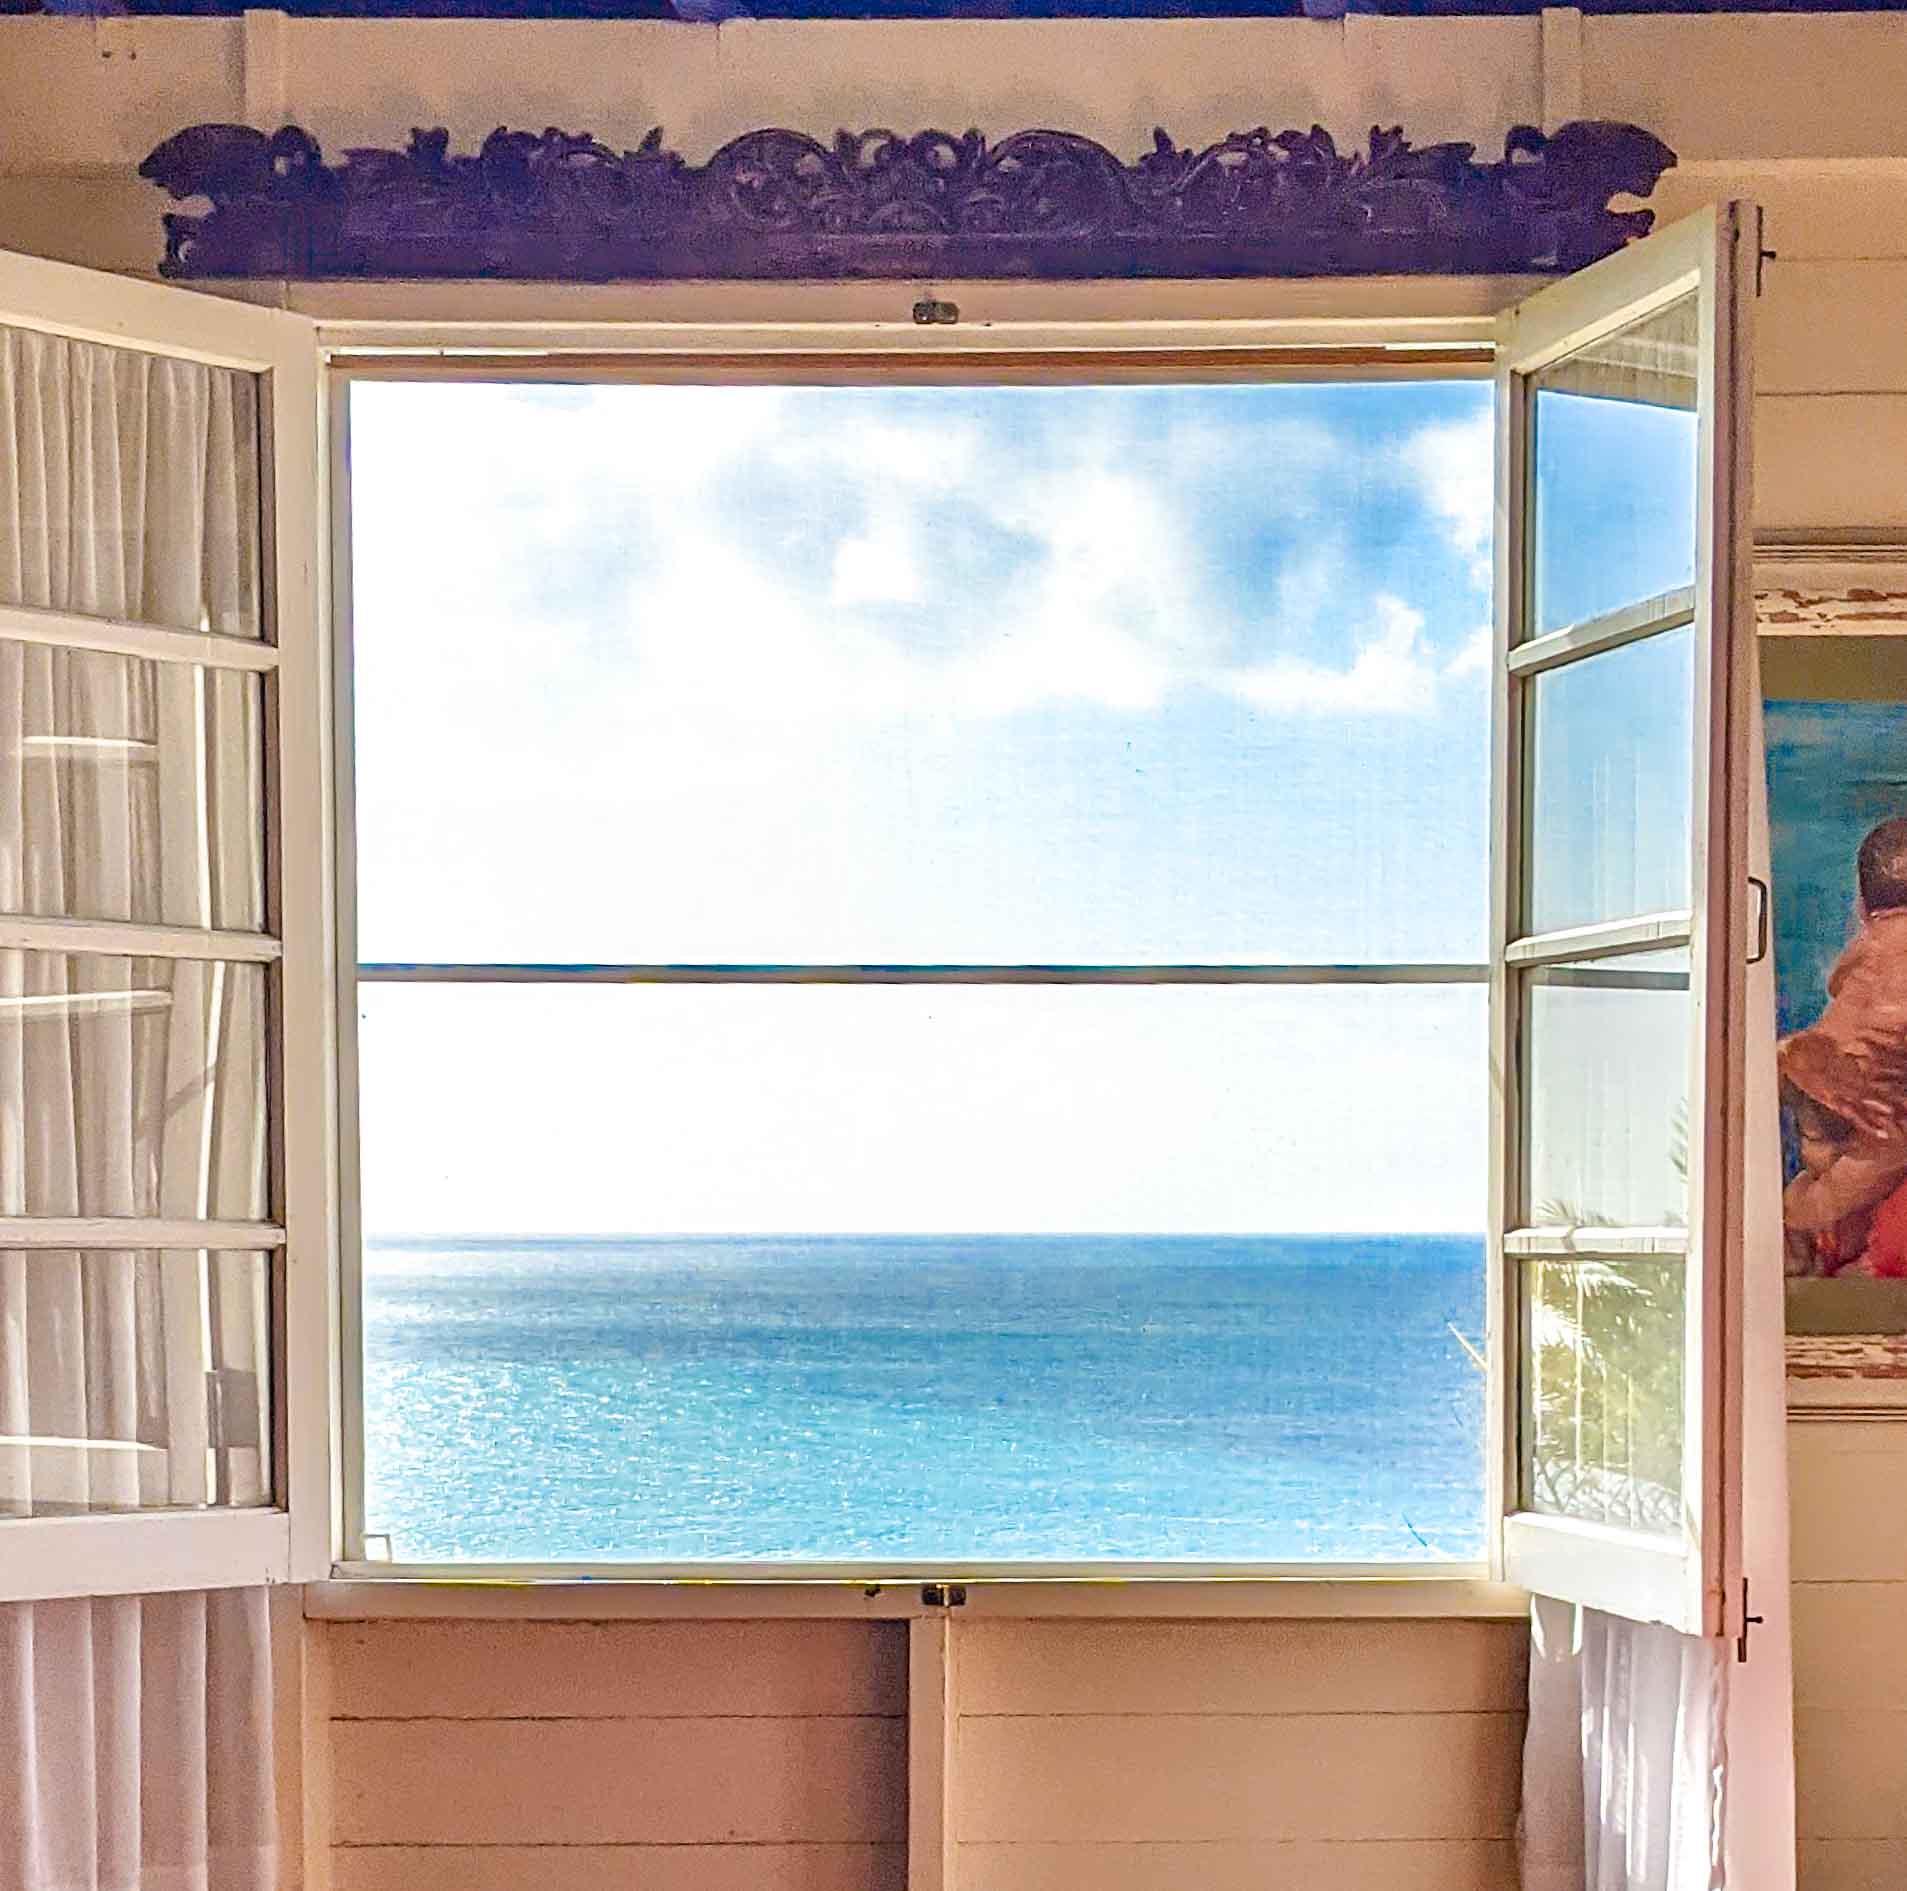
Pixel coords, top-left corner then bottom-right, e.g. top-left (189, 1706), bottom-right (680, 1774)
top-left (352, 961), bottom-right (1492, 986)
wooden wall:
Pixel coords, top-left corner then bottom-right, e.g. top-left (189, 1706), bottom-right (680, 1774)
top-left (308, 1612), bottom-right (1526, 1891)
top-left (319, 1618), bottom-right (908, 1891)
top-left (951, 1619), bottom-right (1524, 1890)
top-left (1792, 1421), bottom-right (1907, 1891)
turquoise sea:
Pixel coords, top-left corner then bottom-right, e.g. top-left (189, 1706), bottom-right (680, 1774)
top-left (361, 1234), bottom-right (1487, 1565)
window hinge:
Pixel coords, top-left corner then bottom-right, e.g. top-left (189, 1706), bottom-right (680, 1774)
top-left (1735, 1577), bottom-right (1764, 1663)
top-left (921, 1582), bottom-right (968, 1609)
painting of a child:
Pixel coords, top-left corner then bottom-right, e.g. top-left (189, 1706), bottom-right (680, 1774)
top-left (1769, 707), bottom-right (1907, 1283)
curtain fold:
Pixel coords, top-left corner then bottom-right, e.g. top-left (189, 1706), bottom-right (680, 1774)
top-left (0, 323), bottom-right (278, 1891)
top-left (1521, 1596), bottom-right (1727, 1891)
top-left (0, 1590), bottom-right (276, 1891)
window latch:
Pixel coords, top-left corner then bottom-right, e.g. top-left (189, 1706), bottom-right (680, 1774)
top-left (1735, 1577), bottom-right (1763, 1663)
top-left (1748, 876), bottom-right (1769, 965)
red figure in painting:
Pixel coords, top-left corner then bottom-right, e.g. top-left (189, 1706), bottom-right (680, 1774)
top-left (1780, 817), bottom-right (1907, 1276)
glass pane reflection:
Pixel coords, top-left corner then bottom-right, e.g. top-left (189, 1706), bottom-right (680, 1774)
top-left (1522, 1256), bottom-right (1683, 1535)
top-left (0, 952), bottom-right (270, 1221)
top-left (1, 639), bottom-right (267, 931)
top-left (1525, 628), bottom-right (1694, 935)
top-left (0, 1249), bottom-right (272, 1517)
top-left (1525, 948), bottom-right (1690, 1230)
top-left (1530, 295), bottom-right (1698, 638)
top-left (0, 323), bottom-right (263, 638)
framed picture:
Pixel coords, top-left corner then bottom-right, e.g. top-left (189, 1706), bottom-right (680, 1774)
top-left (1764, 599), bottom-right (1907, 1398)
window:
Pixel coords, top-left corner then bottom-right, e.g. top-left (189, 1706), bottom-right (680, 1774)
top-left (0, 249), bottom-right (329, 1602)
top-left (0, 200), bottom-right (1756, 1623)
top-left (344, 370), bottom-right (1497, 1570)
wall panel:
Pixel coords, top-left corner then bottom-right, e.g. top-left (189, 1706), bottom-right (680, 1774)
top-left (326, 1619), bottom-right (906, 1891)
top-left (952, 1618), bottom-right (1524, 1886)
top-left (335, 1844), bottom-right (907, 1891)
top-left (957, 1837), bottom-right (1517, 1891)
top-left (1793, 1417), bottom-right (1907, 1886)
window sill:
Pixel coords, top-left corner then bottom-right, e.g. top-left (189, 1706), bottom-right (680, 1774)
top-left (306, 1569), bottom-right (1529, 1622)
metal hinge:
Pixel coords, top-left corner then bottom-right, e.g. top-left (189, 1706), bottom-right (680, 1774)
top-left (920, 1583), bottom-right (968, 1609)
top-left (1735, 1577), bottom-right (1764, 1663)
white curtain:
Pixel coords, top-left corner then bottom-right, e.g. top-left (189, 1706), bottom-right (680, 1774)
top-left (1521, 1596), bottom-right (1727, 1891)
top-left (0, 323), bottom-right (277, 1891)
top-left (0, 1590), bottom-right (276, 1891)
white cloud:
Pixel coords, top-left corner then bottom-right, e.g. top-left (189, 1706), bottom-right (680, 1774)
top-left (831, 524), bottom-right (922, 607)
top-left (1230, 595), bottom-right (1439, 717)
top-left (351, 383), bottom-right (1493, 733)
top-left (1400, 409), bottom-right (1494, 587)
top-left (1444, 624), bottom-right (1493, 678)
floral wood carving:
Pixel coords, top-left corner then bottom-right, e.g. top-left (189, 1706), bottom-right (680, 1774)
top-left (140, 118), bottom-right (1675, 282)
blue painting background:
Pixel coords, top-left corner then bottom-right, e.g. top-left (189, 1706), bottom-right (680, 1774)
top-left (1766, 698), bottom-right (1907, 1042)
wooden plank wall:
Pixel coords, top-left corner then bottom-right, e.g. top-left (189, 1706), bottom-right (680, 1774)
top-left (314, 1614), bottom-right (1527, 1891)
top-left (321, 1619), bottom-right (908, 1891)
top-left (952, 1619), bottom-right (1525, 1891)
top-left (1792, 1421), bottom-right (1907, 1891)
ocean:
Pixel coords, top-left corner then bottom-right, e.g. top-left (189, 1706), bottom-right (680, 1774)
top-left (360, 1233), bottom-right (1487, 1565)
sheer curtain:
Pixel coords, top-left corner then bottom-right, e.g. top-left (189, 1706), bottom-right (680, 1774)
top-left (0, 1590), bottom-right (276, 1891)
top-left (0, 323), bottom-right (277, 1891)
top-left (1521, 1596), bottom-right (1727, 1891)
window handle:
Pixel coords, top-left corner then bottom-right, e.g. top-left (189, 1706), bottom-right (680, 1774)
top-left (1748, 876), bottom-right (1769, 966)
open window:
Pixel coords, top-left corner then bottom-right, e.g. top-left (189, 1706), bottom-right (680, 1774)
top-left (0, 209), bottom-right (1761, 1615)
top-left (0, 250), bottom-right (331, 1601)
top-left (1490, 204), bottom-right (1758, 1636)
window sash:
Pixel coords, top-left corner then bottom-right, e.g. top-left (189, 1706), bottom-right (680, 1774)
top-left (1488, 204), bottom-right (1756, 1637)
top-left (0, 244), bottom-right (330, 1601)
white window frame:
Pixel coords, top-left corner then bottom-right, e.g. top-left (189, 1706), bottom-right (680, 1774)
top-left (0, 248), bottom-right (338, 1603)
top-left (324, 300), bottom-right (1517, 1592)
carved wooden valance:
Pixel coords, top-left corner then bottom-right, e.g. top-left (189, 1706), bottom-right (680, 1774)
top-left (140, 118), bottom-right (1675, 283)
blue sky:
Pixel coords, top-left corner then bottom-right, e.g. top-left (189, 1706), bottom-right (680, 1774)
top-left (344, 372), bottom-right (1691, 1236)
top-left (350, 379), bottom-right (1496, 969)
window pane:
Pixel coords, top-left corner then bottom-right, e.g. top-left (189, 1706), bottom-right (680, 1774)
top-left (1524, 628), bottom-right (1693, 935)
top-left (1, 640), bottom-right (266, 930)
top-left (1525, 948), bottom-right (1690, 1229)
top-left (357, 982), bottom-right (1487, 1563)
top-left (0, 952), bottom-right (269, 1220)
top-left (0, 1248), bottom-right (271, 1516)
top-left (350, 380), bottom-right (1493, 966)
top-left (1529, 295), bottom-right (1698, 638)
top-left (0, 325), bottom-right (263, 638)
top-left (1522, 1256), bottom-right (1683, 1534)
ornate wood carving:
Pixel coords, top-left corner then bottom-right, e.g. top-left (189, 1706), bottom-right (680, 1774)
top-left (140, 118), bottom-right (1675, 282)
